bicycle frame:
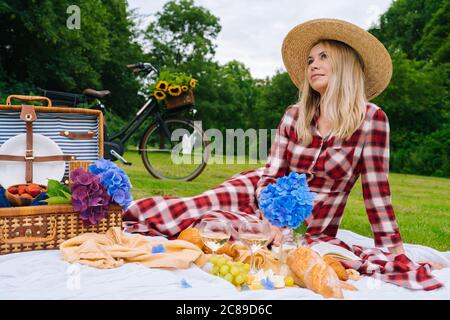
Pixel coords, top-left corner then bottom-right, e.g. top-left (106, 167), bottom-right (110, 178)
top-left (106, 96), bottom-right (163, 146)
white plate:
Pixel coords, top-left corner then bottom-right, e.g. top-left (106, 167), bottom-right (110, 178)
top-left (0, 133), bottom-right (66, 187)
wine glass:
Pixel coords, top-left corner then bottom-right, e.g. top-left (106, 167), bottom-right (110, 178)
top-left (197, 218), bottom-right (232, 256)
top-left (238, 220), bottom-right (271, 274)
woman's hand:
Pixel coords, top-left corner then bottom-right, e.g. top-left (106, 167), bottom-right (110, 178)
top-left (268, 225), bottom-right (284, 247)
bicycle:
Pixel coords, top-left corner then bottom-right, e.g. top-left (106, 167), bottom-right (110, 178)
top-left (39, 62), bottom-right (210, 181)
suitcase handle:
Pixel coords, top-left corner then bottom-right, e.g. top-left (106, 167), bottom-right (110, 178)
top-left (0, 217), bottom-right (57, 245)
top-left (6, 95), bottom-right (53, 107)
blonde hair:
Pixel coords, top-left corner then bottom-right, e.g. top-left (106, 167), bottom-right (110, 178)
top-left (295, 39), bottom-right (367, 145)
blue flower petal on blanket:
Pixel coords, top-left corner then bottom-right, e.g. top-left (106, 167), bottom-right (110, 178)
top-left (151, 244), bottom-right (166, 254)
top-left (180, 278), bottom-right (192, 288)
top-left (260, 277), bottom-right (274, 290)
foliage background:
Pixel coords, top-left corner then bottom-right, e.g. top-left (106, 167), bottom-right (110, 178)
top-left (0, 0), bottom-right (448, 177)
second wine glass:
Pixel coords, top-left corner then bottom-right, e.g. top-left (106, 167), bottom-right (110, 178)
top-left (238, 220), bottom-right (271, 274)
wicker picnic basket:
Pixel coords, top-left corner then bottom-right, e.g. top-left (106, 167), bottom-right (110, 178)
top-left (0, 204), bottom-right (122, 255)
top-left (165, 89), bottom-right (195, 110)
top-left (0, 95), bottom-right (123, 255)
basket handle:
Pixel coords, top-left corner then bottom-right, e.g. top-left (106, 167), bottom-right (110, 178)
top-left (6, 95), bottom-right (53, 107)
top-left (0, 218), bottom-right (57, 244)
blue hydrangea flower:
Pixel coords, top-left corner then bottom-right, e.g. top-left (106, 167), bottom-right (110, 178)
top-left (180, 278), bottom-right (192, 288)
top-left (259, 172), bottom-right (317, 229)
top-left (151, 244), bottom-right (166, 254)
top-left (88, 158), bottom-right (133, 209)
top-left (260, 277), bottom-right (275, 290)
top-left (88, 158), bottom-right (116, 175)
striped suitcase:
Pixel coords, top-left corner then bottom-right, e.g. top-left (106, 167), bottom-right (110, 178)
top-left (0, 95), bottom-right (104, 185)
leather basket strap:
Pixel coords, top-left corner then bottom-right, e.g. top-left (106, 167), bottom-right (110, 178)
top-left (25, 114), bottom-right (34, 183)
top-left (60, 130), bottom-right (95, 139)
top-left (0, 155), bottom-right (76, 162)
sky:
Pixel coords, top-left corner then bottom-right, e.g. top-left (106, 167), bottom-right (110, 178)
top-left (128, 0), bottom-right (393, 79)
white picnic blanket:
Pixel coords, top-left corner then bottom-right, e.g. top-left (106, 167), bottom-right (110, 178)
top-left (1, 229), bottom-right (449, 300)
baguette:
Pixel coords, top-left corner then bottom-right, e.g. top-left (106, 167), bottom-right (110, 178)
top-left (287, 247), bottom-right (357, 299)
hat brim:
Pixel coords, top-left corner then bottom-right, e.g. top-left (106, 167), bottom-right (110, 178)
top-left (282, 18), bottom-right (392, 100)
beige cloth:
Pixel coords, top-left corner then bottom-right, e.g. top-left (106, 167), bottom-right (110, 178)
top-left (60, 227), bottom-right (206, 269)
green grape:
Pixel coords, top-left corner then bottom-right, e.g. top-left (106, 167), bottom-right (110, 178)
top-left (209, 255), bottom-right (218, 265)
top-left (219, 264), bottom-right (230, 276)
top-left (234, 273), bottom-right (246, 285)
top-left (235, 262), bottom-right (244, 268)
top-left (223, 273), bottom-right (234, 283)
top-left (211, 265), bottom-right (220, 275)
top-left (230, 266), bottom-right (240, 276)
top-left (217, 257), bottom-right (227, 267)
top-left (243, 263), bottom-right (250, 271)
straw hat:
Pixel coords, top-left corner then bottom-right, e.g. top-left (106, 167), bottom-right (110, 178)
top-left (282, 18), bottom-right (392, 100)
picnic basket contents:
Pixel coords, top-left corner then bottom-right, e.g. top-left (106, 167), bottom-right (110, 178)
top-left (177, 226), bottom-right (360, 298)
top-left (0, 95), bottom-right (128, 255)
top-left (5, 183), bottom-right (47, 207)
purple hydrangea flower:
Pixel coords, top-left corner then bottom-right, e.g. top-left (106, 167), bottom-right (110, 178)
top-left (70, 168), bottom-right (111, 226)
top-left (259, 172), bottom-right (317, 229)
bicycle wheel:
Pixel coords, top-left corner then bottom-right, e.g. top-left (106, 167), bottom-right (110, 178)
top-left (140, 118), bottom-right (210, 181)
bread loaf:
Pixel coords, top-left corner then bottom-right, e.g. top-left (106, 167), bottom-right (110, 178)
top-left (287, 247), bottom-right (358, 298)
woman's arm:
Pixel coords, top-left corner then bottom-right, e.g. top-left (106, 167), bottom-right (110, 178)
top-left (361, 113), bottom-right (446, 269)
top-left (360, 108), bottom-right (403, 249)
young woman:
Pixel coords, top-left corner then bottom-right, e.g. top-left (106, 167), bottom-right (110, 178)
top-left (123, 19), bottom-right (443, 290)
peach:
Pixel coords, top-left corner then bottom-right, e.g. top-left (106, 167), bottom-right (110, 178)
top-left (7, 186), bottom-right (19, 194)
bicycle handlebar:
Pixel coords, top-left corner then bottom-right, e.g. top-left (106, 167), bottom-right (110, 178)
top-left (127, 62), bottom-right (159, 77)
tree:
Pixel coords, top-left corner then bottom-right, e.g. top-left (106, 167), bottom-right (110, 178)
top-left (143, 0), bottom-right (221, 77)
top-left (254, 70), bottom-right (299, 130)
top-left (369, 0), bottom-right (445, 61)
top-left (418, 0), bottom-right (450, 64)
top-left (0, 0), bottom-right (144, 117)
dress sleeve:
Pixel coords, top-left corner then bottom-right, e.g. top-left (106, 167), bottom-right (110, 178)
top-left (255, 106), bottom-right (295, 201)
top-left (361, 108), bottom-right (403, 248)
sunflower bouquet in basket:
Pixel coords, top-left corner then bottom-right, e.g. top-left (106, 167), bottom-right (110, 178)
top-left (149, 70), bottom-right (197, 109)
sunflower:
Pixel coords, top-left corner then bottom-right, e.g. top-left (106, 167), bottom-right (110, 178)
top-left (156, 81), bottom-right (169, 91)
top-left (181, 85), bottom-right (189, 92)
top-left (168, 85), bottom-right (182, 96)
top-left (189, 79), bottom-right (197, 88)
top-left (154, 90), bottom-right (166, 101)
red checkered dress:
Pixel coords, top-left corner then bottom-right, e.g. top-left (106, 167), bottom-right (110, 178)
top-left (123, 103), bottom-right (443, 291)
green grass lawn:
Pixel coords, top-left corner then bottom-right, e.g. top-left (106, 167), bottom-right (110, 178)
top-left (118, 150), bottom-right (450, 252)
